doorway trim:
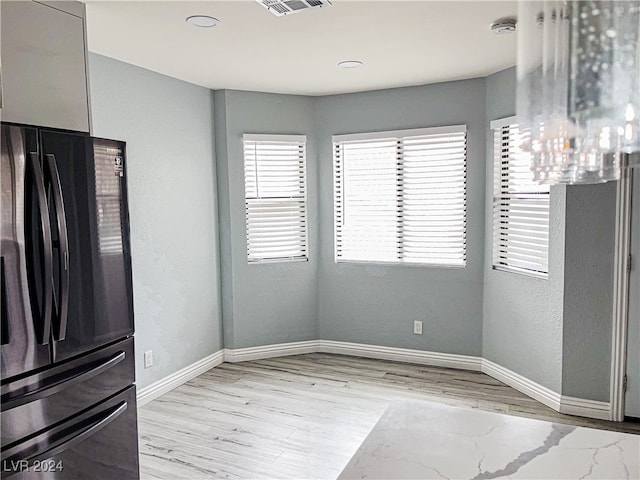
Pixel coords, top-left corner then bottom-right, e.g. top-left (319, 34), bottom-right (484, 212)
top-left (610, 165), bottom-right (633, 421)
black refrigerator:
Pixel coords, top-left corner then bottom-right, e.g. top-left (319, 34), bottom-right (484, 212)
top-left (0, 124), bottom-right (139, 479)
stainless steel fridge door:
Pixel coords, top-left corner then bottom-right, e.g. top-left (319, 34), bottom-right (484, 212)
top-left (38, 132), bottom-right (134, 362)
top-left (1, 125), bottom-right (51, 379)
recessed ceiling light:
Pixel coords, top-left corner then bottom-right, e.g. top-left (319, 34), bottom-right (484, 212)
top-left (338, 60), bottom-right (363, 69)
top-left (490, 18), bottom-right (517, 35)
top-left (186, 15), bottom-right (220, 28)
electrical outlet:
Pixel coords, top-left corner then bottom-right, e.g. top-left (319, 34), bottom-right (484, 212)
top-left (413, 321), bottom-right (423, 335)
top-left (144, 350), bottom-right (153, 368)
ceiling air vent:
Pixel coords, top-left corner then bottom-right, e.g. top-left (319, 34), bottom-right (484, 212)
top-left (257, 0), bottom-right (332, 17)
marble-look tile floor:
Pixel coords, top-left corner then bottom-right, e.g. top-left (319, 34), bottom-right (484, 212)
top-left (340, 400), bottom-right (640, 479)
top-left (138, 353), bottom-right (640, 479)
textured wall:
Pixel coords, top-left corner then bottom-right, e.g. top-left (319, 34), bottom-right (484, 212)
top-left (315, 79), bottom-right (486, 355)
top-left (482, 68), bottom-right (565, 393)
top-left (215, 90), bottom-right (318, 349)
top-left (214, 91), bottom-right (235, 348)
top-left (89, 54), bottom-right (223, 389)
top-left (562, 183), bottom-right (617, 401)
top-left (90, 53), bottom-right (620, 404)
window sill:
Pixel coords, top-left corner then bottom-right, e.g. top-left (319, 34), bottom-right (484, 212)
top-left (335, 259), bottom-right (466, 269)
top-left (248, 257), bottom-right (308, 265)
top-left (492, 265), bottom-right (548, 280)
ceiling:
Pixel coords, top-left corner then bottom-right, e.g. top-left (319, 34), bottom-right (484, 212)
top-left (85, 1), bottom-right (518, 96)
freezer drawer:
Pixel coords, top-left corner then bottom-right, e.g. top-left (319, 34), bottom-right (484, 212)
top-left (1, 385), bottom-right (139, 479)
top-left (1, 337), bottom-right (134, 447)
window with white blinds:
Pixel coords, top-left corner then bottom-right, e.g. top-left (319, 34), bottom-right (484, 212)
top-left (491, 117), bottom-right (550, 277)
top-left (333, 125), bottom-right (467, 267)
top-left (243, 134), bottom-right (308, 263)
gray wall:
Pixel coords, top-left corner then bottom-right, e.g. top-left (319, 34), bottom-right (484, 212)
top-left (215, 90), bottom-right (318, 349)
top-left (562, 183), bottom-right (617, 401)
top-left (482, 68), bottom-right (565, 393)
top-left (89, 53), bottom-right (223, 389)
top-left (315, 79), bottom-right (487, 355)
top-left (214, 91), bottom-right (235, 348)
top-left (90, 53), bottom-right (617, 403)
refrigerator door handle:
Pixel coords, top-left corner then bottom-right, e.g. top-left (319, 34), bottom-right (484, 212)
top-left (1, 401), bottom-right (128, 470)
top-left (28, 152), bottom-right (53, 346)
top-left (1, 257), bottom-right (9, 345)
top-left (0, 351), bottom-right (126, 411)
top-left (45, 154), bottom-right (69, 341)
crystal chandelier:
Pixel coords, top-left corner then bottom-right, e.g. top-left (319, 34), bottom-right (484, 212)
top-left (516, 1), bottom-right (640, 184)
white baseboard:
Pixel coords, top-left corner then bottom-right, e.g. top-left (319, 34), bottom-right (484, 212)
top-left (224, 339), bottom-right (482, 371)
top-left (223, 340), bottom-right (317, 363)
top-left (481, 359), bottom-right (562, 411)
top-left (480, 361), bottom-right (612, 419)
top-left (136, 350), bottom-right (225, 407)
top-left (559, 395), bottom-right (611, 420)
top-left (137, 340), bottom-right (611, 420)
top-left (317, 340), bottom-right (483, 372)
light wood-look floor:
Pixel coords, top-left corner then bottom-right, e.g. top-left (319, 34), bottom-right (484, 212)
top-left (137, 353), bottom-right (640, 479)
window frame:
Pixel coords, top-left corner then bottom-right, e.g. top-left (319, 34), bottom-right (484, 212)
top-left (243, 133), bottom-right (308, 264)
top-left (332, 125), bottom-right (468, 268)
top-left (490, 116), bottom-right (550, 279)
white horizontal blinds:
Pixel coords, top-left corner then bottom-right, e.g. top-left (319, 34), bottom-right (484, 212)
top-left (334, 126), bottom-right (467, 266)
top-left (244, 135), bottom-right (307, 263)
top-left (492, 122), bottom-right (550, 276)
top-left (336, 139), bottom-right (398, 262)
top-left (401, 132), bottom-right (467, 265)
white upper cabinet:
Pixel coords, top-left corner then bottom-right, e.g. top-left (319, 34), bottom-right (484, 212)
top-left (1, 1), bottom-right (91, 132)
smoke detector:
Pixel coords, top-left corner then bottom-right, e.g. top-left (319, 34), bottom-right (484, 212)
top-left (491, 18), bottom-right (517, 35)
top-left (257, 0), bottom-right (332, 17)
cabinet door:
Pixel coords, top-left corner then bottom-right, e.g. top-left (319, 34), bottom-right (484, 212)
top-left (0, 1), bottom-right (90, 132)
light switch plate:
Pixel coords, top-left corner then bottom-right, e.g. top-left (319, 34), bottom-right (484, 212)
top-left (144, 350), bottom-right (153, 368)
